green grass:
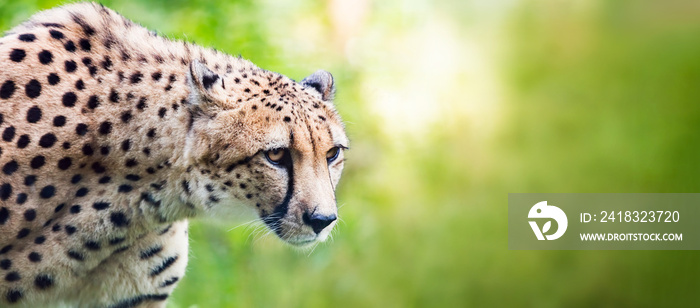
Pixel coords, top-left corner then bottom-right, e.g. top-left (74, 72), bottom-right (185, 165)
top-left (3, 0), bottom-right (700, 307)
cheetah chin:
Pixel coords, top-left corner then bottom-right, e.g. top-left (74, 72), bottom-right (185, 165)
top-left (0, 2), bottom-right (347, 306)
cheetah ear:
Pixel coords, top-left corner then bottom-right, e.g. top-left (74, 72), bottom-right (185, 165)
top-left (302, 70), bottom-right (335, 101)
top-left (188, 59), bottom-right (224, 103)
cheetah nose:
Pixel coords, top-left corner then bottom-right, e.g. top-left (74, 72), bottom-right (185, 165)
top-left (303, 212), bottom-right (337, 234)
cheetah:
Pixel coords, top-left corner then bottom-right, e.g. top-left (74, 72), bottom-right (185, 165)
top-left (0, 2), bottom-right (347, 307)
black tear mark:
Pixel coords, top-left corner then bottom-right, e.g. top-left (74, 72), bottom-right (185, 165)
top-left (262, 146), bottom-right (294, 234)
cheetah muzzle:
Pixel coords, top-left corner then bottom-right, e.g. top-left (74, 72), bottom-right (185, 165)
top-left (0, 2), bottom-right (347, 307)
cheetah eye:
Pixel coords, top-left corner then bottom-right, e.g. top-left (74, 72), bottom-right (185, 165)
top-left (265, 148), bottom-right (287, 165)
top-left (326, 147), bottom-right (341, 163)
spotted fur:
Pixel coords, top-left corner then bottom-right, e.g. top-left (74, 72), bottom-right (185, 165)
top-left (0, 3), bottom-right (347, 307)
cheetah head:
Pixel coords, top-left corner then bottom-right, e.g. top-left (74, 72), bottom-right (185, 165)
top-left (183, 60), bottom-right (347, 246)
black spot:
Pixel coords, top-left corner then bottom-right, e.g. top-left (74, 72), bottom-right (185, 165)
top-left (16, 135), bottom-right (29, 148)
top-left (110, 211), bottom-right (130, 227)
top-left (182, 180), bottom-right (191, 195)
top-left (57, 157), bottom-right (72, 170)
top-left (118, 185), bottom-right (133, 193)
top-left (125, 159), bottom-right (138, 167)
top-left (99, 121), bottom-right (112, 135)
top-left (126, 174), bottom-right (140, 181)
top-left (109, 89), bottom-right (119, 103)
top-left (9, 49), bottom-right (26, 62)
top-left (0, 259), bottom-right (10, 270)
top-left (53, 115), bottom-right (66, 126)
top-left (84, 241), bottom-right (100, 251)
top-left (121, 111), bottom-right (132, 123)
top-left (49, 30), bottom-right (64, 39)
top-left (36, 51), bottom-right (55, 67)
top-left (75, 79), bottom-right (85, 90)
top-left (93, 202), bottom-right (110, 210)
top-left (38, 133), bottom-right (57, 148)
top-left (0, 80), bottom-right (16, 99)
top-left (140, 245), bottom-right (163, 259)
top-left (0, 208), bottom-right (8, 224)
top-left (65, 60), bottom-right (78, 72)
top-left (15, 193), bottom-right (27, 205)
top-left (40, 185), bottom-right (55, 199)
top-left (17, 228), bottom-right (30, 239)
top-left (34, 274), bottom-right (53, 289)
top-left (25, 79), bottom-right (42, 98)
top-left (5, 271), bottom-right (20, 282)
top-left (109, 237), bottom-right (125, 245)
top-left (76, 123), bottom-right (89, 136)
top-left (5, 289), bottom-right (23, 303)
top-left (18, 33), bottom-right (36, 42)
top-left (79, 144), bottom-right (94, 156)
top-left (48, 73), bottom-right (60, 85)
top-left (0, 184), bottom-right (12, 201)
top-left (101, 56), bottom-right (113, 70)
top-left (91, 162), bottom-right (106, 173)
top-left (99, 176), bottom-right (111, 184)
top-left (67, 250), bottom-right (84, 261)
top-left (24, 175), bottom-right (37, 186)
top-left (0, 245), bottom-right (12, 254)
top-left (70, 204), bottom-right (82, 213)
top-left (62, 92), bottom-right (77, 107)
top-left (79, 38), bottom-right (91, 51)
top-left (23, 209), bottom-right (35, 221)
top-left (3, 161), bottom-right (18, 175)
top-left (122, 139), bottom-right (131, 151)
top-left (87, 95), bottom-right (100, 109)
top-left (28, 252), bottom-right (41, 262)
top-left (147, 128), bottom-right (156, 138)
top-left (152, 71), bottom-right (162, 81)
top-left (150, 255), bottom-right (178, 277)
top-left (146, 168), bottom-right (156, 174)
top-left (71, 174), bottom-right (82, 184)
top-left (130, 72), bottom-right (143, 84)
top-left (34, 236), bottom-right (45, 244)
top-left (283, 116), bottom-right (291, 122)
top-left (2, 126), bottom-right (15, 141)
top-left (143, 148), bottom-right (151, 156)
top-left (64, 40), bottom-right (77, 52)
top-left (158, 107), bottom-right (167, 118)
top-left (54, 203), bottom-right (65, 213)
top-left (65, 225), bottom-right (77, 235)
top-left (160, 277), bottom-right (180, 288)
top-left (51, 224), bottom-right (61, 232)
top-left (137, 97), bottom-right (147, 110)
top-left (62, 142), bottom-right (71, 150)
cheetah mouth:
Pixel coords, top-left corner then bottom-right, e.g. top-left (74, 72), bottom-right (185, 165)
top-left (286, 236), bottom-right (318, 246)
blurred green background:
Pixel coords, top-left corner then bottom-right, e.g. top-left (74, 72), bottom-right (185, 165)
top-left (3, 0), bottom-right (700, 307)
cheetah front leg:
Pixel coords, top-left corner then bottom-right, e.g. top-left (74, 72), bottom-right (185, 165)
top-left (74, 221), bottom-right (189, 308)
